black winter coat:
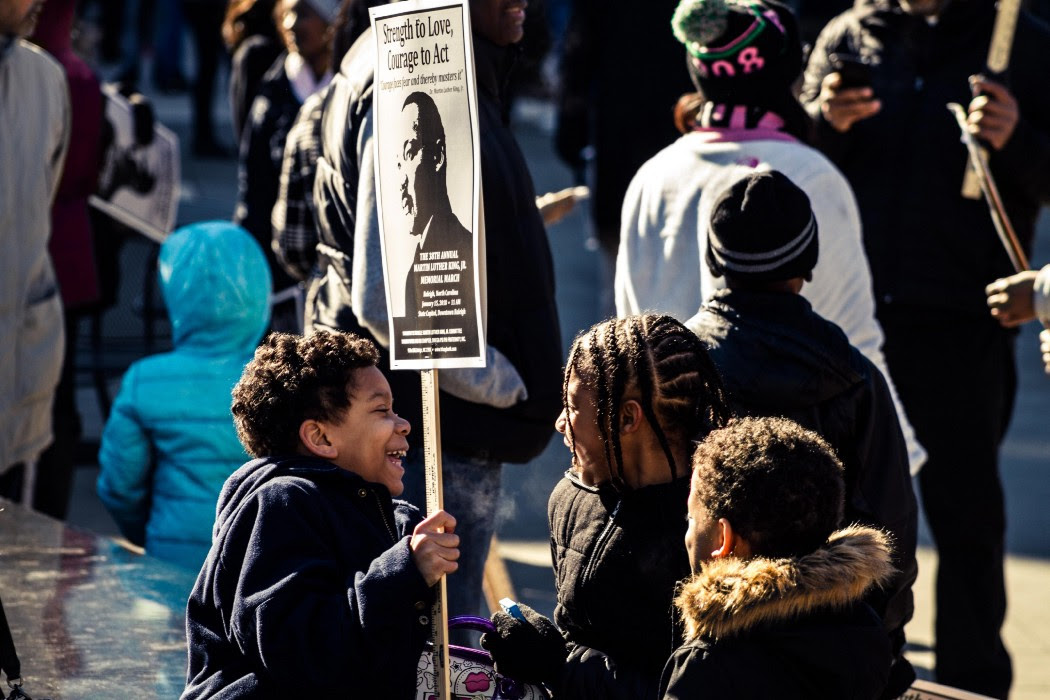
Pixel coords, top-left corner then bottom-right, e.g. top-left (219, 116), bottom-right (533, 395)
top-left (182, 456), bottom-right (433, 699)
top-left (688, 289), bottom-right (918, 695)
top-left (801, 0), bottom-right (1050, 316)
top-left (661, 526), bottom-right (895, 700)
top-left (234, 55), bottom-right (299, 291)
top-left (548, 472), bottom-right (692, 700)
top-left (311, 31), bottom-right (562, 464)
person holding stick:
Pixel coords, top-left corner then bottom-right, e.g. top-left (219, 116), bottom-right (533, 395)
top-left (310, 0), bottom-right (563, 628)
top-left (481, 315), bottom-right (731, 699)
top-left (801, 0), bottom-right (1050, 695)
top-left (182, 331), bottom-right (458, 698)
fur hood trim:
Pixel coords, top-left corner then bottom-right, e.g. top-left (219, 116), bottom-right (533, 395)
top-left (676, 524), bottom-right (895, 641)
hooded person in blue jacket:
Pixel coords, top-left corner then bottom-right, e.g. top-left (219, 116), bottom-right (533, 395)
top-left (97, 221), bottom-right (272, 571)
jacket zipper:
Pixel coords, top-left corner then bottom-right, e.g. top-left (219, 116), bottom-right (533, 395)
top-left (372, 491), bottom-right (397, 543)
top-left (576, 499), bottom-right (621, 624)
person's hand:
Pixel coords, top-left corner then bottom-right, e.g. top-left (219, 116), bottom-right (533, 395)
top-left (410, 510), bottom-right (459, 587)
top-left (985, 270), bottom-right (1038, 327)
top-left (480, 602), bottom-right (567, 685)
top-left (818, 72), bottom-right (881, 132)
top-left (536, 186), bottom-right (590, 227)
top-left (1040, 329), bottom-right (1050, 375)
top-left (967, 76), bottom-right (1019, 151)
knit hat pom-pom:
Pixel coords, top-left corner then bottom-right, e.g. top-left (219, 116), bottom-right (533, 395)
top-left (672, 0), bottom-right (730, 48)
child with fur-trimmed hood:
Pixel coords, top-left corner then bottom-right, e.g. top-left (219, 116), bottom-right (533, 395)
top-left (661, 417), bottom-right (895, 700)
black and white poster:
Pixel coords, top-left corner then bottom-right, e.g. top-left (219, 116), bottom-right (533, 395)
top-left (89, 83), bottom-right (180, 244)
top-left (370, 0), bottom-right (485, 369)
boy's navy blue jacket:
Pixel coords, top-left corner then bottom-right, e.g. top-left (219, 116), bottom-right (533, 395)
top-left (181, 455), bottom-right (433, 699)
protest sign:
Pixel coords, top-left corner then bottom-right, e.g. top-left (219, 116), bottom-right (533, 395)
top-left (89, 84), bottom-right (180, 244)
top-left (371, 0), bottom-right (485, 369)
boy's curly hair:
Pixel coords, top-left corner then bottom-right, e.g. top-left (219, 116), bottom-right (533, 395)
top-left (691, 416), bottom-right (845, 558)
top-left (231, 331), bottom-right (380, 457)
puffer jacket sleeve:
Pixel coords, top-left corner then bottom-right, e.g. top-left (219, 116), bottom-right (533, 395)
top-left (223, 480), bottom-right (431, 695)
top-left (561, 642), bottom-right (662, 700)
top-left (97, 363), bottom-right (152, 545)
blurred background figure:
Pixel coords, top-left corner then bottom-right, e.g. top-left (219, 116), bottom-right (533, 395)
top-left (555, 0), bottom-right (693, 311)
top-left (28, 0), bottom-right (106, 520)
top-left (223, 0), bottom-right (281, 141)
top-left (97, 221), bottom-right (271, 572)
top-left (0, 0), bottom-right (70, 508)
top-left (271, 0), bottom-right (384, 284)
top-left (236, 0), bottom-right (338, 332)
top-left (182, 0), bottom-right (230, 156)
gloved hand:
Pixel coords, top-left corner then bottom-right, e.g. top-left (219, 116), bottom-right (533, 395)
top-left (480, 603), bottom-right (567, 686)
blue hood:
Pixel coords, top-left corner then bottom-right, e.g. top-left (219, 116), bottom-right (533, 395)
top-left (159, 221), bottom-right (271, 353)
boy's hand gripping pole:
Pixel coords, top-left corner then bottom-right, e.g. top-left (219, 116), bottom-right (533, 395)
top-left (948, 102), bottom-right (1029, 274)
top-left (420, 369), bottom-right (451, 700)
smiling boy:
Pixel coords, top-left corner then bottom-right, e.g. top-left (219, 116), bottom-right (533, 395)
top-left (182, 331), bottom-right (459, 699)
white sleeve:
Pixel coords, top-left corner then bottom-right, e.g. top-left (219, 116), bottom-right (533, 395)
top-left (350, 109), bottom-right (392, 348)
top-left (802, 168), bottom-right (927, 473)
top-left (1035, 264), bottom-right (1050, 327)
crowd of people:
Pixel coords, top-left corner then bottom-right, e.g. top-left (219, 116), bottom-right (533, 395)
top-left (2, 0), bottom-right (1049, 698)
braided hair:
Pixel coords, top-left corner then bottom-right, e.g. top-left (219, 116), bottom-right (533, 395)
top-left (563, 315), bottom-right (731, 490)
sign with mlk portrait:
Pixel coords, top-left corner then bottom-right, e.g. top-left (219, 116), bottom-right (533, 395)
top-left (370, 0), bottom-right (485, 370)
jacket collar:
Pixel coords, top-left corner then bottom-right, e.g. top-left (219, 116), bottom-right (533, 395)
top-left (676, 525), bottom-right (894, 642)
top-left (472, 34), bottom-right (520, 123)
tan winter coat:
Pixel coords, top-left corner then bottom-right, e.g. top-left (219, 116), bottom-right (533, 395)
top-left (0, 38), bottom-right (70, 470)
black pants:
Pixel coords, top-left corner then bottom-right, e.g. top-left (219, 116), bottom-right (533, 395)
top-left (32, 312), bottom-right (82, 520)
top-left (879, 307), bottom-right (1015, 700)
top-left (180, 0), bottom-right (226, 147)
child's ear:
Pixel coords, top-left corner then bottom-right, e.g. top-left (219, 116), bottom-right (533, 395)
top-left (299, 420), bottom-right (337, 459)
top-left (620, 399), bottom-right (644, 435)
top-left (712, 518), bottom-right (751, 560)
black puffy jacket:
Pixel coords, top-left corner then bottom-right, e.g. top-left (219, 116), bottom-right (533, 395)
top-left (548, 472), bottom-right (692, 700)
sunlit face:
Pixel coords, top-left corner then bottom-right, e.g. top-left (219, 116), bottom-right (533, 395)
top-left (321, 366), bottom-right (411, 496)
top-left (470, 0), bottom-right (527, 47)
top-left (684, 473), bottom-right (722, 573)
top-left (281, 0), bottom-right (331, 62)
top-left (0, 0), bottom-right (42, 36)
top-left (555, 368), bottom-right (612, 486)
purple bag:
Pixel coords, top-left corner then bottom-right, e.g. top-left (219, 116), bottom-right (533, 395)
top-left (415, 616), bottom-right (550, 700)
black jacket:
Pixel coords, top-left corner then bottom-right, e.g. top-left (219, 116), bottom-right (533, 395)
top-left (182, 456), bottom-right (433, 699)
top-left (801, 0), bottom-right (1050, 316)
top-left (688, 289), bottom-right (918, 695)
top-left (311, 31), bottom-right (562, 464)
top-left (548, 472), bottom-right (692, 700)
top-left (235, 55), bottom-right (299, 291)
top-left (660, 526), bottom-right (895, 700)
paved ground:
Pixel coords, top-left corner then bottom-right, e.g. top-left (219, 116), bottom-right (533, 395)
top-left (64, 72), bottom-right (1050, 699)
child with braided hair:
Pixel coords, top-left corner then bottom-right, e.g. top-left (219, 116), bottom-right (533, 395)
top-left (481, 314), bottom-right (731, 699)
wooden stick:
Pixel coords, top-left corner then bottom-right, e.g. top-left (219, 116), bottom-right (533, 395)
top-left (482, 535), bottom-right (517, 614)
top-left (420, 369), bottom-right (450, 700)
top-left (948, 103), bottom-right (1030, 274)
top-left (961, 0), bottom-right (1023, 199)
